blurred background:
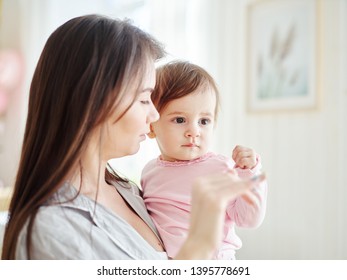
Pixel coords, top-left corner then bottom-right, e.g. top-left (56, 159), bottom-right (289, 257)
top-left (0, 0), bottom-right (346, 259)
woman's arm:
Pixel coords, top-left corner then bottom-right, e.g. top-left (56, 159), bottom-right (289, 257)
top-left (174, 172), bottom-right (265, 259)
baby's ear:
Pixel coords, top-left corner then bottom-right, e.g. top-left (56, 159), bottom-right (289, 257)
top-left (147, 124), bottom-right (156, 139)
top-left (147, 131), bottom-right (156, 139)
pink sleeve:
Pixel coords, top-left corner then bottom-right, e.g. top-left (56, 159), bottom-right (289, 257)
top-left (227, 155), bottom-right (268, 228)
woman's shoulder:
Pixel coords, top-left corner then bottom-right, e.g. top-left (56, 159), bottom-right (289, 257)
top-left (15, 202), bottom-right (96, 259)
top-left (15, 182), bottom-right (166, 260)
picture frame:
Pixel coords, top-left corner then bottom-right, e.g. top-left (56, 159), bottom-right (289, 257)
top-left (246, 0), bottom-right (320, 112)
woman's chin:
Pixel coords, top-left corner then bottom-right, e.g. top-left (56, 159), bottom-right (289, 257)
top-left (110, 146), bottom-right (140, 158)
top-left (127, 145), bottom-right (141, 156)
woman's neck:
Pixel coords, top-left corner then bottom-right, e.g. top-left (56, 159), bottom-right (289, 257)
top-left (69, 139), bottom-right (108, 197)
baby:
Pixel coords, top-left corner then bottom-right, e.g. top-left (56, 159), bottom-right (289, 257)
top-left (141, 61), bottom-right (267, 259)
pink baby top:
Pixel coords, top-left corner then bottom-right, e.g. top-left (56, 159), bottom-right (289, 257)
top-left (141, 152), bottom-right (267, 259)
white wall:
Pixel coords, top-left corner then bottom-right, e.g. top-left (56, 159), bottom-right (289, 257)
top-left (0, 0), bottom-right (346, 259)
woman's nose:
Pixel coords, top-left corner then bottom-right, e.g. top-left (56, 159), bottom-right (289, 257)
top-left (148, 104), bottom-right (160, 123)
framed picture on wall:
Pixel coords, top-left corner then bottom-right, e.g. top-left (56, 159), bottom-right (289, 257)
top-left (246, 0), bottom-right (320, 112)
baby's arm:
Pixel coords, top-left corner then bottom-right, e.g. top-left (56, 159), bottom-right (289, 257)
top-left (227, 146), bottom-right (268, 228)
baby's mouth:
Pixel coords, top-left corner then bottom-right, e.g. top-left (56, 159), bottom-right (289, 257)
top-left (182, 143), bottom-right (199, 148)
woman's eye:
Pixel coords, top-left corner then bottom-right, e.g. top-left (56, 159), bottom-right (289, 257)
top-left (199, 118), bottom-right (211, 125)
top-left (173, 117), bottom-right (185, 124)
top-left (140, 100), bottom-right (151, 105)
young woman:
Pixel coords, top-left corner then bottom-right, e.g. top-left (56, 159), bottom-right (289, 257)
top-left (1, 15), bottom-right (263, 260)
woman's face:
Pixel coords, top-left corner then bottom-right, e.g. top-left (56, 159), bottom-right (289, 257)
top-left (103, 62), bottom-right (159, 159)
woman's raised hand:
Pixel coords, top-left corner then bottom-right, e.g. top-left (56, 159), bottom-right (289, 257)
top-left (175, 171), bottom-right (265, 259)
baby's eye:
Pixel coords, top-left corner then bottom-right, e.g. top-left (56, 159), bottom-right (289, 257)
top-left (173, 117), bottom-right (186, 124)
top-left (199, 118), bottom-right (211, 125)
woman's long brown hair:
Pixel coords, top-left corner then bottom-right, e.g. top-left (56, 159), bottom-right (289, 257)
top-left (1, 14), bottom-right (164, 259)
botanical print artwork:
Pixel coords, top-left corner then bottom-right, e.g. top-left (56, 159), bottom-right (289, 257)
top-left (257, 23), bottom-right (308, 100)
top-left (247, 0), bottom-right (317, 111)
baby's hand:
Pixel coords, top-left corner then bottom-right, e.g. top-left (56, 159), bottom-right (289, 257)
top-left (232, 145), bottom-right (257, 169)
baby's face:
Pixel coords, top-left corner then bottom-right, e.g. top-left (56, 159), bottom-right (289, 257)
top-left (151, 88), bottom-right (216, 162)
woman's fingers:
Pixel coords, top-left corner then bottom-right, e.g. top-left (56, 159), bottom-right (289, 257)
top-left (242, 191), bottom-right (259, 206)
top-left (179, 172), bottom-right (266, 259)
top-left (192, 174), bottom-right (249, 205)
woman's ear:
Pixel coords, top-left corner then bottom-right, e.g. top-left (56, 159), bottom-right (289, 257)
top-left (147, 124), bottom-right (156, 139)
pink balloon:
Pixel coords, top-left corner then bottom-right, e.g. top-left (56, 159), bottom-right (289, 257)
top-left (0, 50), bottom-right (24, 91)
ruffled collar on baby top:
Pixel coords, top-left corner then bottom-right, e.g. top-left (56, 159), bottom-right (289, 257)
top-left (156, 152), bottom-right (215, 167)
